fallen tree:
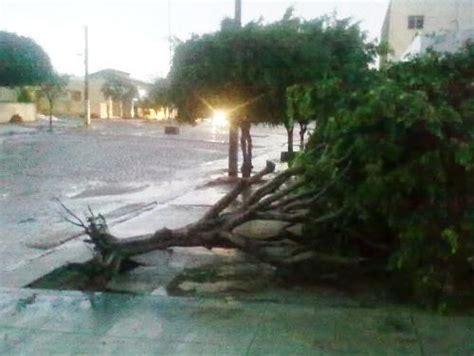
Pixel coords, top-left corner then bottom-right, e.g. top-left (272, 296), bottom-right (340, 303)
top-left (61, 160), bottom-right (359, 276)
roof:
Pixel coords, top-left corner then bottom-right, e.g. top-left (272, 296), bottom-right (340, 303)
top-left (89, 69), bottom-right (130, 79)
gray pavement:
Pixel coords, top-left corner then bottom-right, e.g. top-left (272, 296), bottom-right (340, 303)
top-left (1, 120), bottom-right (473, 355)
top-left (0, 118), bottom-right (287, 287)
top-left (0, 287), bottom-right (473, 355)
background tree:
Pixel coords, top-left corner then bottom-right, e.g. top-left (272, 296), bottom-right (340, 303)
top-left (71, 21), bottom-right (474, 312)
top-left (150, 78), bottom-right (174, 120)
top-left (287, 84), bottom-right (314, 151)
top-left (101, 75), bottom-right (138, 118)
top-left (39, 73), bottom-right (69, 130)
top-left (0, 31), bottom-right (52, 87)
top-left (16, 87), bottom-right (34, 103)
top-left (169, 18), bottom-right (269, 177)
top-left (169, 10), bottom-right (374, 175)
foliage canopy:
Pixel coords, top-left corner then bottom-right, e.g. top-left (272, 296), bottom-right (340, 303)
top-left (0, 31), bottom-right (53, 87)
top-left (101, 74), bottom-right (138, 102)
top-left (168, 11), bottom-right (374, 128)
top-left (301, 47), bottom-right (474, 308)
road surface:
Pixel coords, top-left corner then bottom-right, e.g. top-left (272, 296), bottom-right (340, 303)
top-left (0, 118), bottom-right (288, 286)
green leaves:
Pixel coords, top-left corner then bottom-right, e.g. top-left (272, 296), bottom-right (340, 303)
top-left (441, 228), bottom-right (459, 255)
top-left (169, 10), bottom-right (373, 127)
top-left (40, 72), bottom-right (69, 103)
top-left (101, 74), bottom-right (138, 102)
top-left (302, 45), bottom-right (474, 308)
top-left (0, 31), bottom-right (53, 87)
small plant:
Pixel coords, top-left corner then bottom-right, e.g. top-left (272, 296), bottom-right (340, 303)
top-left (9, 114), bottom-right (23, 123)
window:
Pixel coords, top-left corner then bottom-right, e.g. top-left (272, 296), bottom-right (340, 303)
top-left (408, 15), bottom-right (424, 29)
top-left (70, 91), bottom-right (81, 101)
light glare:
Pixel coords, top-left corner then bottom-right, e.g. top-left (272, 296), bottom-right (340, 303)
top-left (212, 110), bottom-right (228, 128)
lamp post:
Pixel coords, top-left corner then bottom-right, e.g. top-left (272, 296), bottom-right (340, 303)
top-left (228, 0), bottom-right (242, 177)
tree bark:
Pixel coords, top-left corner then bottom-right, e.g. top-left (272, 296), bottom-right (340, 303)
top-left (106, 98), bottom-right (110, 119)
top-left (240, 121), bottom-right (253, 178)
top-left (65, 160), bottom-right (353, 274)
top-left (287, 125), bottom-right (294, 154)
top-left (49, 100), bottom-right (53, 131)
top-left (228, 119), bottom-right (239, 177)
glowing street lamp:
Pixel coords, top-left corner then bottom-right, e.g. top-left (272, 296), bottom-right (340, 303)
top-left (212, 110), bottom-right (229, 128)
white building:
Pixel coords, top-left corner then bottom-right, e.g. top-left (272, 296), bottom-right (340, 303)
top-left (381, 0), bottom-right (474, 62)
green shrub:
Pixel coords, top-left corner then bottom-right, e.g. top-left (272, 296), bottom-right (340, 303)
top-left (301, 47), bottom-right (474, 308)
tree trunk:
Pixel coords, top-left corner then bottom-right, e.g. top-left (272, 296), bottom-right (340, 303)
top-left (49, 100), bottom-right (53, 131)
top-left (240, 121), bottom-right (253, 178)
top-left (107, 98), bottom-right (112, 119)
top-left (61, 160), bottom-right (360, 276)
top-left (299, 122), bottom-right (307, 151)
top-left (287, 125), bottom-right (294, 154)
top-left (228, 119), bottom-right (239, 177)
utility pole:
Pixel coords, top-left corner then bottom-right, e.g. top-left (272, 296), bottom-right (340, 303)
top-left (84, 26), bottom-right (91, 126)
top-left (168, 0), bottom-right (173, 68)
top-left (228, 0), bottom-right (241, 177)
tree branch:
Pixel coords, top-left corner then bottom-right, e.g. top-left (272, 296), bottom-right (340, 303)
top-left (201, 160), bottom-right (275, 220)
top-left (243, 165), bottom-right (304, 207)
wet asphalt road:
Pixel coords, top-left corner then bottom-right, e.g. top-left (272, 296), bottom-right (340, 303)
top-left (0, 118), bottom-right (230, 273)
top-left (0, 118), bottom-right (286, 279)
top-left (1, 118), bottom-right (228, 247)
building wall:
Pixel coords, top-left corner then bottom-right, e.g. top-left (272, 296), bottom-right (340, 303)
top-left (38, 77), bottom-right (142, 119)
top-left (0, 103), bottom-right (36, 123)
top-left (382, 0), bottom-right (474, 61)
top-left (0, 87), bottom-right (18, 102)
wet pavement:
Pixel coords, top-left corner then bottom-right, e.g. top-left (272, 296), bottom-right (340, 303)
top-left (0, 118), bottom-right (287, 288)
top-left (0, 287), bottom-right (472, 355)
top-left (1, 120), bottom-right (473, 355)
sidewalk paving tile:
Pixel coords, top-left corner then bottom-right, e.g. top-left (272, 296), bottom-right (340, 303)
top-left (0, 288), bottom-right (473, 355)
top-left (249, 303), bottom-right (339, 355)
top-left (179, 299), bottom-right (266, 347)
top-left (0, 326), bottom-right (35, 354)
top-left (413, 312), bottom-right (474, 355)
top-left (165, 341), bottom-right (248, 355)
top-left (332, 307), bottom-right (421, 355)
top-left (6, 329), bottom-right (173, 355)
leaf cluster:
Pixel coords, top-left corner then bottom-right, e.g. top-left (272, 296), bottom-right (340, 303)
top-left (301, 47), bottom-right (474, 308)
top-left (101, 74), bottom-right (138, 102)
top-left (167, 10), bottom-right (374, 126)
top-left (0, 31), bottom-right (53, 87)
top-left (40, 73), bottom-right (69, 104)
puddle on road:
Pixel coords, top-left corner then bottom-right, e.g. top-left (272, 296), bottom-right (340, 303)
top-left (71, 183), bottom-right (149, 199)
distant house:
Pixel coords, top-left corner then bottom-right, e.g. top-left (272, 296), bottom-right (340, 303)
top-left (381, 0), bottom-right (474, 63)
top-left (37, 69), bottom-right (151, 119)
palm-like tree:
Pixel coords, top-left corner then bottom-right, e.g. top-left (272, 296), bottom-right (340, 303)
top-left (101, 75), bottom-right (137, 118)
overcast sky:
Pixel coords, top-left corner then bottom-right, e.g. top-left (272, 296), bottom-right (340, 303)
top-left (0, 0), bottom-right (390, 81)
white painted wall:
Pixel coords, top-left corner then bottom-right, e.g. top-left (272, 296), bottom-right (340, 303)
top-left (0, 87), bottom-right (17, 102)
top-left (382, 0), bottom-right (474, 61)
top-left (0, 103), bottom-right (36, 123)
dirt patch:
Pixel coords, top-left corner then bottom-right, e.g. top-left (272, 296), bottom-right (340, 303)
top-left (28, 259), bottom-right (141, 292)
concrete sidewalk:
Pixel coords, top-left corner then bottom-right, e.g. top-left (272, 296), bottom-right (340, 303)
top-left (0, 287), bottom-right (472, 355)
